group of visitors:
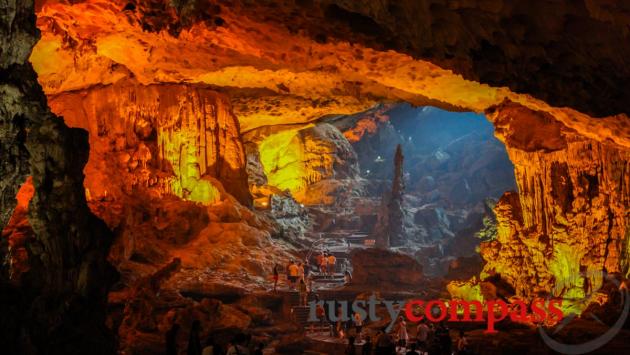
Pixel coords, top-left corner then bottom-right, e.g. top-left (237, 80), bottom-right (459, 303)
top-left (345, 319), bottom-right (472, 355)
top-left (273, 260), bottom-right (314, 305)
top-left (165, 321), bottom-right (264, 355)
top-left (272, 251), bottom-right (339, 293)
top-left (315, 251), bottom-right (337, 275)
top-left (336, 316), bottom-right (473, 355)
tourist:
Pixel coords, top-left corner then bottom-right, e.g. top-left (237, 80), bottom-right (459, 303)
top-left (304, 259), bottom-right (311, 279)
top-left (201, 337), bottom-right (215, 355)
top-left (344, 270), bottom-right (353, 285)
top-left (226, 333), bottom-right (249, 355)
top-left (415, 320), bottom-right (429, 352)
top-left (253, 342), bottom-right (264, 355)
top-left (320, 252), bottom-right (328, 275)
top-left (315, 302), bottom-right (327, 333)
top-left (165, 323), bottom-right (180, 355)
top-left (272, 264), bottom-right (279, 292)
top-left (336, 304), bottom-right (345, 338)
top-left (345, 336), bottom-right (357, 355)
top-left (375, 328), bottom-right (395, 355)
top-left (297, 262), bottom-right (305, 282)
top-left (396, 316), bottom-right (409, 351)
top-left (353, 311), bottom-right (363, 339)
top-left (435, 323), bottom-right (452, 355)
top-left (288, 261), bottom-right (299, 289)
top-left (362, 335), bottom-right (373, 355)
top-left (405, 343), bottom-right (421, 355)
top-left (298, 278), bottom-right (308, 305)
top-left (456, 330), bottom-right (469, 355)
top-left (316, 252), bottom-right (324, 273)
top-left (187, 320), bottom-right (202, 355)
top-left (328, 253), bottom-right (337, 274)
top-left (286, 260), bottom-right (293, 286)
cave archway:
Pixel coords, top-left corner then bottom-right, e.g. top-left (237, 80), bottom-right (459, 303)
top-left (26, 0), bottom-right (630, 324)
top-left (1, 1), bottom-right (629, 353)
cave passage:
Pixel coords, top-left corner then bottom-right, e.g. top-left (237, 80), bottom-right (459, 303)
top-left (316, 104), bottom-right (517, 276)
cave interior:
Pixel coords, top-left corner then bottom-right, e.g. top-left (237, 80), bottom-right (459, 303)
top-left (1, 0), bottom-right (630, 354)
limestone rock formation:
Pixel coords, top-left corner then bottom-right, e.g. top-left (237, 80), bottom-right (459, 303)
top-left (478, 101), bottom-right (630, 309)
top-left (2, 0), bottom-right (630, 352)
top-left (1, 1), bottom-right (116, 353)
top-left (48, 80), bottom-right (252, 208)
top-left (245, 122), bottom-right (360, 205)
top-left (351, 248), bottom-right (423, 287)
top-left (372, 144), bottom-right (406, 247)
top-left (0, 177), bottom-right (34, 281)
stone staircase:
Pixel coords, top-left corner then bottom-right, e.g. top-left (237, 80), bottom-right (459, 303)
top-left (287, 292), bottom-right (332, 334)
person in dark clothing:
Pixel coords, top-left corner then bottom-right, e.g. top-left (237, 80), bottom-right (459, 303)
top-left (254, 342), bottom-right (264, 355)
top-left (165, 323), bottom-right (180, 355)
top-left (405, 343), bottom-right (420, 355)
top-left (346, 336), bottom-right (357, 355)
top-left (375, 328), bottom-right (395, 355)
top-left (435, 323), bottom-right (452, 355)
top-left (272, 264), bottom-right (279, 292)
top-left (187, 320), bottom-right (202, 355)
top-left (304, 260), bottom-right (311, 278)
top-left (362, 335), bottom-right (373, 355)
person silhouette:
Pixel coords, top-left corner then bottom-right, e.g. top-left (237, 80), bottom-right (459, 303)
top-left (187, 320), bottom-right (202, 355)
top-left (165, 323), bottom-right (180, 355)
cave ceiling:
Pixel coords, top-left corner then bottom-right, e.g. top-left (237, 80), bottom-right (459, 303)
top-left (31, 0), bottom-right (630, 148)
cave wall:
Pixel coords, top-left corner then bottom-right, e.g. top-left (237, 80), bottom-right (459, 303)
top-left (314, 0), bottom-right (630, 117)
top-left (245, 122), bottom-right (360, 205)
top-left (481, 101), bottom-right (630, 309)
top-left (1, 3), bottom-right (628, 352)
top-left (48, 80), bottom-right (252, 210)
top-left (1, 0), bottom-right (115, 353)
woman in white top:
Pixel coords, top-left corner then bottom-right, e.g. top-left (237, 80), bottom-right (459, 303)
top-left (397, 316), bottom-right (409, 350)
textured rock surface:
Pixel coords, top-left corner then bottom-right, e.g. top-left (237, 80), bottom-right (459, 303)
top-left (31, 0), bottom-right (630, 146)
top-left (478, 102), bottom-right (630, 307)
top-left (1, 1), bottom-right (115, 353)
top-left (0, 177), bottom-right (34, 280)
top-left (246, 122), bottom-right (360, 205)
top-left (49, 80), bottom-right (251, 207)
top-left (3, 0), bottom-right (630, 352)
top-left (351, 248), bottom-right (423, 286)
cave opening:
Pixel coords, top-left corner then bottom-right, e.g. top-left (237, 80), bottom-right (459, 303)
top-left (298, 103), bottom-right (517, 277)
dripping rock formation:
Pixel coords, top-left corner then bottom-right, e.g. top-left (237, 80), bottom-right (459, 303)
top-left (1, 0), bottom-right (629, 353)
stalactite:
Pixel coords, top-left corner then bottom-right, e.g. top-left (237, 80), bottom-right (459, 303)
top-left (47, 80), bottom-right (252, 214)
top-left (474, 102), bottom-right (630, 314)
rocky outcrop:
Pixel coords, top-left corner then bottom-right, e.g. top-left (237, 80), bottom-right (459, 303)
top-left (1, 0), bottom-right (116, 353)
top-left (48, 80), bottom-right (251, 208)
top-left (0, 177), bottom-right (34, 280)
top-left (478, 102), bottom-right (630, 305)
top-left (246, 123), bottom-right (360, 205)
top-left (351, 248), bottom-right (423, 287)
top-left (319, 0), bottom-right (630, 117)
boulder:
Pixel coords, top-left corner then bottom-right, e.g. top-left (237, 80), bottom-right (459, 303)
top-left (350, 248), bottom-right (423, 287)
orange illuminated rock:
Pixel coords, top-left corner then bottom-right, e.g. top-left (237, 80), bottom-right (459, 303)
top-left (245, 123), bottom-right (359, 205)
top-left (474, 102), bottom-right (630, 314)
top-left (48, 80), bottom-right (251, 213)
top-left (342, 105), bottom-right (392, 143)
top-left (28, 0), bottom-right (630, 320)
top-left (32, 0), bottom-right (630, 147)
top-left (0, 177), bottom-right (34, 281)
